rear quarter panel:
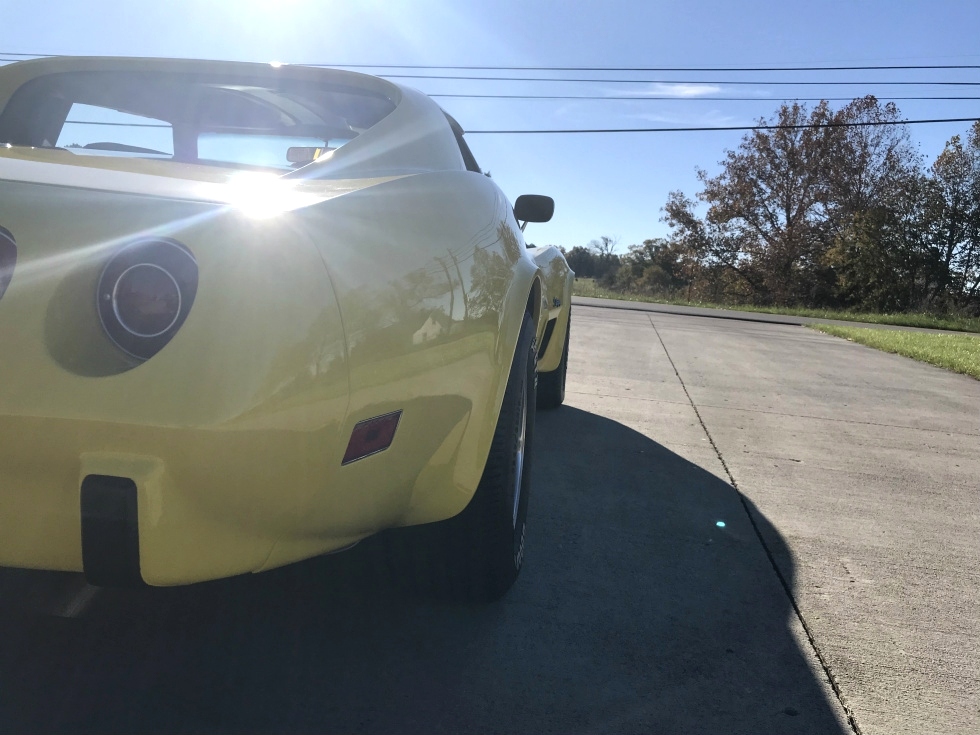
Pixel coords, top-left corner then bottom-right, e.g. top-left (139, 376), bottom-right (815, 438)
top-left (294, 170), bottom-right (540, 526)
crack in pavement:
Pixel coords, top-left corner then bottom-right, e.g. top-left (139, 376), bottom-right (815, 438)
top-left (646, 314), bottom-right (864, 735)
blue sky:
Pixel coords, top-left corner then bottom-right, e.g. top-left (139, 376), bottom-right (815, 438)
top-left (3, 0), bottom-right (979, 252)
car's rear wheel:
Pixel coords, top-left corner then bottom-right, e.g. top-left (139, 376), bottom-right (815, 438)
top-left (383, 310), bottom-right (536, 602)
top-left (537, 311), bottom-right (569, 409)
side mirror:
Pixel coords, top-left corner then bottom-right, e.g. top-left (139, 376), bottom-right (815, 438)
top-left (514, 195), bottom-right (554, 231)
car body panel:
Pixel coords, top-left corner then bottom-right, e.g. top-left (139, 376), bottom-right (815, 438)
top-left (0, 56), bottom-right (573, 585)
top-left (533, 245), bottom-right (574, 373)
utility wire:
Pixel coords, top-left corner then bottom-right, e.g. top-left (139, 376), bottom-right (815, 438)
top-left (465, 117), bottom-right (979, 134)
top-left (313, 63), bottom-right (980, 72)
top-left (8, 53), bottom-right (977, 133)
top-left (3, 53), bottom-right (980, 71)
top-left (431, 93), bottom-right (980, 101)
top-left (58, 117), bottom-right (978, 133)
top-left (3, 56), bottom-right (978, 87)
top-left (378, 74), bottom-right (980, 86)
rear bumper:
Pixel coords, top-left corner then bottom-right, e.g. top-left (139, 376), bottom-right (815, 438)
top-left (0, 416), bottom-right (365, 585)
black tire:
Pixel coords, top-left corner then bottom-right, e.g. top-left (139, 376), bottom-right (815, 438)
top-left (537, 311), bottom-right (569, 409)
top-left (383, 310), bottom-right (537, 602)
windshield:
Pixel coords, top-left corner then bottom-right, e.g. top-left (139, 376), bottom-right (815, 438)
top-left (0, 70), bottom-right (393, 171)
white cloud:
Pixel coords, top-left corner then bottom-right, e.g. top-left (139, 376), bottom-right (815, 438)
top-left (613, 83), bottom-right (722, 98)
top-left (623, 110), bottom-right (743, 127)
top-left (604, 84), bottom-right (777, 99)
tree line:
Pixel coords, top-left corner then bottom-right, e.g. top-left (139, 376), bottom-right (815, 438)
top-left (564, 97), bottom-right (980, 315)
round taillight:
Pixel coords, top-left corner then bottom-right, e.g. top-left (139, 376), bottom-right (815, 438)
top-left (0, 225), bottom-right (16, 302)
top-left (112, 264), bottom-right (182, 337)
top-left (97, 239), bottom-right (197, 361)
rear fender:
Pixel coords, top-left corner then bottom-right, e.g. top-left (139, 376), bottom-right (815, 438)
top-left (293, 171), bottom-right (544, 527)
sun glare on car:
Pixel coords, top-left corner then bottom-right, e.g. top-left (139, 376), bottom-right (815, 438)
top-left (224, 172), bottom-right (323, 219)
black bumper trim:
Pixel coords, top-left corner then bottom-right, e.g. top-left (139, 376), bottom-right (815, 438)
top-left (539, 317), bottom-right (557, 358)
top-left (81, 475), bottom-right (142, 587)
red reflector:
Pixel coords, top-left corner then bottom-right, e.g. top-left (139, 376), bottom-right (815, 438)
top-left (342, 410), bottom-right (402, 465)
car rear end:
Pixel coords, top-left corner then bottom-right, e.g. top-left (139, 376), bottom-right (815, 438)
top-left (0, 55), bottom-right (519, 586)
top-left (0, 168), bottom-right (353, 585)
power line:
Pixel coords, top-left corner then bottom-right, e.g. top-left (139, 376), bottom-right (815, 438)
top-left (3, 56), bottom-right (978, 88)
top-left (10, 60), bottom-right (976, 102)
top-left (464, 117), bottom-right (979, 134)
top-left (3, 53), bottom-right (980, 72)
top-left (58, 117), bottom-right (978, 135)
top-left (55, 98), bottom-right (980, 120)
top-left (378, 74), bottom-right (980, 86)
top-left (431, 93), bottom-right (980, 102)
top-left (314, 63), bottom-right (980, 72)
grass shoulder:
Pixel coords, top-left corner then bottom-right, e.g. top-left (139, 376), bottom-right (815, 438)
top-left (809, 325), bottom-right (980, 380)
top-left (571, 279), bottom-right (980, 334)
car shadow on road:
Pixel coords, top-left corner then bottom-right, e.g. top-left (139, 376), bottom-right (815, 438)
top-left (0, 406), bottom-right (847, 734)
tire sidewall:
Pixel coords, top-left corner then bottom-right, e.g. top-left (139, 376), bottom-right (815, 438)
top-left (556, 315), bottom-right (569, 404)
top-left (511, 321), bottom-right (536, 572)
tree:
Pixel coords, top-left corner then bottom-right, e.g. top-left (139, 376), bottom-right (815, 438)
top-left (587, 235), bottom-right (621, 284)
top-left (662, 97), bottom-right (927, 309)
top-left (694, 101), bottom-right (838, 304)
top-left (825, 96), bottom-right (921, 225)
top-left (588, 235), bottom-right (619, 259)
top-left (564, 237), bottom-right (621, 282)
top-left (825, 173), bottom-right (931, 312)
top-left (817, 97), bottom-right (926, 310)
top-left (662, 190), bottom-right (762, 300)
top-left (922, 122), bottom-right (980, 311)
top-left (614, 238), bottom-right (694, 297)
top-left (563, 246), bottom-right (597, 278)
top-left (811, 97), bottom-right (929, 311)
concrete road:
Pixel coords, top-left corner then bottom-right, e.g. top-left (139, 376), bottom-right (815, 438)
top-left (1, 304), bottom-right (977, 734)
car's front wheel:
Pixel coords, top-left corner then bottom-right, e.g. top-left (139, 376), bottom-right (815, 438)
top-left (383, 310), bottom-right (536, 602)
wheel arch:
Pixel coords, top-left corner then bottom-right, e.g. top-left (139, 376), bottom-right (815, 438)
top-left (397, 254), bottom-right (543, 528)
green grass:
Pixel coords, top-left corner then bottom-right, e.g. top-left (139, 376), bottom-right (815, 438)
top-left (809, 324), bottom-right (980, 380)
top-left (571, 278), bottom-right (980, 333)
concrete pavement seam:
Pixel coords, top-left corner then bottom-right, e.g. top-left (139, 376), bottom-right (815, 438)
top-left (574, 389), bottom-right (980, 437)
top-left (689, 403), bottom-right (980, 439)
top-left (565, 390), bottom-right (693, 408)
top-left (646, 314), bottom-right (865, 735)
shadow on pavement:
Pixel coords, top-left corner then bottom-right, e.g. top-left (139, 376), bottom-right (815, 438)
top-left (0, 407), bottom-right (846, 734)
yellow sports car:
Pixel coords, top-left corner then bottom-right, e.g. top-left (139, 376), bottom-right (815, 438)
top-left (0, 56), bottom-right (573, 601)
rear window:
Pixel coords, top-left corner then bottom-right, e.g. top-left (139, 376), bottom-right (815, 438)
top-left (0, 70), bottom-right (395, 171)
top-left (56, 103), bottom-right (174, 158)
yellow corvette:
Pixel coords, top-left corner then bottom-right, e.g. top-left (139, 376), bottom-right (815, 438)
top-left (0, 56), bottom-right (573, 601)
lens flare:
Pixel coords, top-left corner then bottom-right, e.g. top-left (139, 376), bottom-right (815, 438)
top-left (225, 172), bottom-right (324, 219)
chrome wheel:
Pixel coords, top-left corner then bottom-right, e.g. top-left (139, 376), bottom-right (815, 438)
top-left (512, 375), bottom-right (528, 528)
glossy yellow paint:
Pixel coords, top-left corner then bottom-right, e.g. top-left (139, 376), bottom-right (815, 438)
top-left (533, 245), bottom-right (574, 373)
top-left (0, 59), bottom-right (572, 585)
